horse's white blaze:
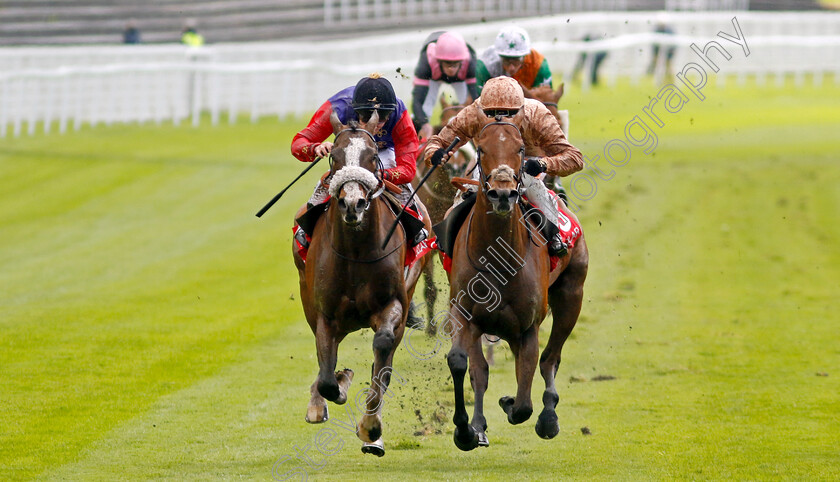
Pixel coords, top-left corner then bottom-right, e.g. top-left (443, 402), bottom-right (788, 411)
top-left (499, 132), bottom-right (508, 142)
top-left (345, 137), bottom-right (366, 167)
top-left (342, 182), bottom-right (365, 203)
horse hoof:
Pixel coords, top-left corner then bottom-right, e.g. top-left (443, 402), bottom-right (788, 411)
top-left (499, 396), bottom-right (532, 424)
top-left (361, 439), bottom-right (385, 457)
top-left (334, 369), bottom-right (354, 405)
top-left (499, 396), bottom-right (515, 416)
top-left (454, 425), bottom-right (479, 451)
top-left (477, 429), bottom-right (490, 447)
top-left (535, 410), bottom-right (560, 439)
top-left (305, 404), bottom-right (328, 424)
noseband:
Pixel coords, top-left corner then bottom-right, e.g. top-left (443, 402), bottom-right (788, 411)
top-left (476, 121), bottom-right (525, 196)
top-left (328, 127), bottom-right (386, 207)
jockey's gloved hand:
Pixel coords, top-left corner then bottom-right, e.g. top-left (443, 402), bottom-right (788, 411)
top-left (523, 157), bottom-right (547, 176)
top-left (430, 148), bottom-right (447, 166)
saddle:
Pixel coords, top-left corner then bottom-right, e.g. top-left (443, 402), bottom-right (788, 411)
top-left (433, 193), bottom-right (559, 260)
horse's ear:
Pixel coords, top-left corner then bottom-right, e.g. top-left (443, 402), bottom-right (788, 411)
top-left (440, 95), bottom-right (451, 110)
top-left (329, 109), bottom-right (344, 135)
top-left (554, 83), bottom-right (565, 102)
top-left (362, 109), bottom-right (379, 134)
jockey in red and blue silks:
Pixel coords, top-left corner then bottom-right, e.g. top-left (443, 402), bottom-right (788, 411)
top-left (291, 75), bottom-right (418, 192)
top-left (411, 31), bottom-right (480, 140)
top-left (291, 75), bottom-right (428, 328)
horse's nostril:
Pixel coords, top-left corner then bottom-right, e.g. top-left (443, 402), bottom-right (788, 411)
top-left (487, 190), bottom-right (499, 200)
top-left (338, 198), bottom-right (347, 210)
top-left (356, 199), bottom-right (366, 211)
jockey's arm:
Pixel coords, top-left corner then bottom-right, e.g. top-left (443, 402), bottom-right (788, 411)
top-left (291, 101), bottom-right (334, 163)
top-left (526, 101), bottom-right (583, 176)
top-left (383, 110), bottom-right (419, 185)
top-left (423, 103), bottom-right (482, 165)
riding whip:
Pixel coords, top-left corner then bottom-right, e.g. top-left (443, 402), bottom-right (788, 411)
top-left (255, 156), bottom-right (323, 218)
top-left (381, 136), bottom-right (460, 249)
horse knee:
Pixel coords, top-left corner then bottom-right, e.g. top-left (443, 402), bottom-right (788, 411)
top-left (447, 349), bottom-right (468, 375)
top-left (372, 330), bottom-right (395, 356)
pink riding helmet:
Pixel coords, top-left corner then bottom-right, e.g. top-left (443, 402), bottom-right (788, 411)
top-left (427, 31), bottom-right (470, 80)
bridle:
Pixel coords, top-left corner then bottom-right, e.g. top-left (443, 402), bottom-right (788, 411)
top-left (475, 121), bottom-right (526, 197)
top-left (329, 126), bottom-right (386, 208)
top-left (327, 125), bottom-right (404, 263)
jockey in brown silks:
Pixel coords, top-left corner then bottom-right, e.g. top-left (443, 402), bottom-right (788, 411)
top-left (290, 74), bottom-right (427, 327)
top-left (423, 76), bottom-right (584, 258)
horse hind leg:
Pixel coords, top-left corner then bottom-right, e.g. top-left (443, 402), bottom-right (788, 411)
top-left (536, 246), bottom-right (587, 439)
top-left (422, 261), bottom-right (438, 336)
top-left (306, 367), bottom-right (354, 424)
top-left (499, 326), bottom-right (538, 425)
top-left (305, 377), bottom-right (328, 423)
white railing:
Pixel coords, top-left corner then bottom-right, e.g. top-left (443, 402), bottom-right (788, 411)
top-left (1, 11), bottom-right (839, 138)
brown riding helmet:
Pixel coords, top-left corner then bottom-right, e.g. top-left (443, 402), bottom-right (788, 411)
top-left (479, 76), bottom-right (524, 110)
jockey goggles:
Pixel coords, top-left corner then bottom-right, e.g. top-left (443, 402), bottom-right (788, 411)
top-left (483, 108), bottom-right (520, 118)
top-left (355, 107), bottom-right (393, 123)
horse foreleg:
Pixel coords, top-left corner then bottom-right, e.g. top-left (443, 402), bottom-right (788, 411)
top-left (447, 315), bottom-right (479, 451)
top-left (537, 243), bottom-right (587, 439)
top-left (466, 325), bottom-right (490, 447)
top-left (314, 315), bottom-right (342, 403)
top-left (500, 326), bottom-right (538, 425)
top-left (357, 299), bottom-right (404, 446)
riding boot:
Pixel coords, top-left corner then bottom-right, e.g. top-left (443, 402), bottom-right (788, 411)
top-left (549, 233), bottom-right (569, 258)
top-left (294, 226), bottom-right (310, 249)
top-left (405, 300), bottom-right (424, 329)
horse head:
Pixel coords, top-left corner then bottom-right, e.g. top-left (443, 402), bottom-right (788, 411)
top-left (328, 110), bottom-right (383, 227)
top-left (522, 83), bottom-right (564, 117)
top-left (476, 120), bottom-right (525, 216)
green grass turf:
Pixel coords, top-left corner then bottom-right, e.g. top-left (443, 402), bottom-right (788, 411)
top-left (1, 76), bottom-right (839, 480)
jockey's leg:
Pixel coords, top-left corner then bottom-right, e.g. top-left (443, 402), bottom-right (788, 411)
top-left (294, 178), bottom-right (331, 249)
top-left (524, 174), bottom-right (579, 257)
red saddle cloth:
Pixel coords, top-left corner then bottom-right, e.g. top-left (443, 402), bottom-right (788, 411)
top-left (437, 189), bottom-right (581, 274)
top-left (293, 202), bottom-right (433, 270)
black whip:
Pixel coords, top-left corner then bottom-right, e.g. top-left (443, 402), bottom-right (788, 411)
top-left (380, 136), bottom-right (460, 249)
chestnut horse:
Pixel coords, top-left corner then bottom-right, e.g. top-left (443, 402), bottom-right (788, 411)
top-left (444, 120), bottom-right (588, 451)
top-left (292, 111), bottom-right (432, 456)
top-left (413, 98), bottom-right (475, 334)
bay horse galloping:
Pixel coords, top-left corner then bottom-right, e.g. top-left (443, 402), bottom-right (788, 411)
top-left (292, 111), bottom-right (431, 456)
top-left (445, 120), bottom-right (588, 450)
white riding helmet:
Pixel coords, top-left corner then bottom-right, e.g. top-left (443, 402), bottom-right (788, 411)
top-left (494, 26), bottom-right (531, 58)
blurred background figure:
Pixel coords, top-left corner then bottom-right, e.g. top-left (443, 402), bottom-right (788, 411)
top-left (181, 19), bottom-right (204, 47)
top-left (647, 12), bottom-right (677, 81)
top-left (571, 34), bottom-right (608, 86)
top-left (411, 31), bottom-right (479, 140)
top-left (476, 26), bottom-right (553, 94)
top-left (122, 19), bottom-right (141, 44)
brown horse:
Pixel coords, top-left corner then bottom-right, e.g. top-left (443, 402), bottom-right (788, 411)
top-left (444, 120), bottom-right (588, 451)
top-left (413, 98), bottom-right (475, 334)
top-left (292, 110), bottom-right (432, 456)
